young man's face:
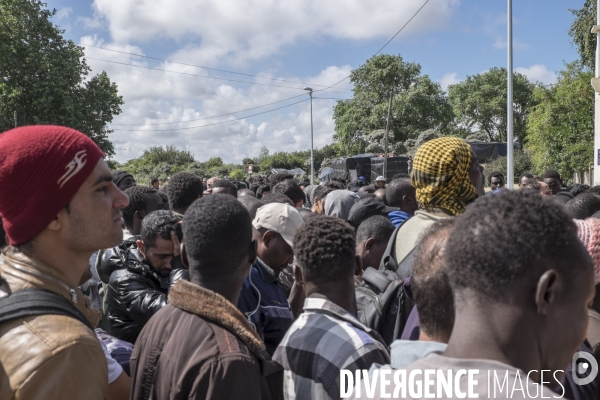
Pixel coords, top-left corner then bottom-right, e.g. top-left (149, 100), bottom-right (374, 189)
top-left (468, 150), bottom-right (486, 197)
top-left (540, 246), bottom-right (595, 380)
top-left (544, 178), bottom-right (561, 195)
top-left (63, 160), bottom-right (129, 252)
top-left (376, 181), bottom-right (385, 188)
top-left (140, 237), bottom-right (177, 278)
top-left (490, 176), bottom-right (505, 191)
top-left (519, 176), bottom-right (530, 188)
top-left (117, 176), bottom-right (136, 191)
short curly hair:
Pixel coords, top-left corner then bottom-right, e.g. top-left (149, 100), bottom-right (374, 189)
top-left (445, 189), bottom-right (584, 301)
top-left (293, 215), bottom-right (356, 284)
top-left (412, 218), bottom-right (455, 342)
top-left (166, 172), bottom-right (203, 212)
top-left (183, 194), bottom-right (252, 276)
top-left (122, 186), bottom-right (157, 229)
top-left (273, 181), bottom-right (306, 205)
top-left (141, 210), bottom-right (183, 249)
top-left (566, 193), bottom-right (600, 219)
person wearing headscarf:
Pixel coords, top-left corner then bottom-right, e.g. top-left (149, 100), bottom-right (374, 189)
top-left (303, 184), bottom-right (318, 209)
top-left (392, 137), bottom-right (485, 266)
top-left (323, 190), bottom-right (359, 221)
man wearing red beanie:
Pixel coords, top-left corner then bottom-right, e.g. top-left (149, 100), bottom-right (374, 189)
top-left (0, 125), bottom-right (129, 399)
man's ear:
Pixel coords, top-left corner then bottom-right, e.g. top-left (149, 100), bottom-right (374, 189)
top-left (134, 210), bottom-right (145, 222)
top-left (181, 243), bottom-right (188, 267)
top-left (293, 263), bottom-right (304, 286)
top-left (365, 238), bottom-right (376, 252)
top-left (535, 269), bottom-right (559, 316)
top-left (249, 240), bottom-right (258, 265)
top-left (262, 230), bottom-right (274, 247)
top-left (136, 239), bottom-right (146, 257)
top-left (355, 254), bottom-right (363, 276)
top-left (47, 209), bottom-right (66, 232)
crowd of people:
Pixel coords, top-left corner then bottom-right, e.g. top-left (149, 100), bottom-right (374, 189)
top-left (1, 126), bottom-right (600, 399)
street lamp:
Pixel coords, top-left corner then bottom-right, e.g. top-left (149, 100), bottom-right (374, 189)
top-left (304, 87), bottom-right (314, 185)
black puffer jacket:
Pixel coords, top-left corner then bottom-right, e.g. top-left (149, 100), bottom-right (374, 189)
top-left (106, 259), bottom-right (171, 344)
top-left (98, 236), bottom-right (143, 284)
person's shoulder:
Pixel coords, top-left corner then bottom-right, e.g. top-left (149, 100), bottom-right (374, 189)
top-left (0, 315), bottom-right (103, 376)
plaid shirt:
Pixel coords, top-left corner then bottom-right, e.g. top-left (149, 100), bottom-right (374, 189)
top-left (273, 295), bottom-right (390, 400)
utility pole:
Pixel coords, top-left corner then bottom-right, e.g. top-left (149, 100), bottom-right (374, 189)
top-left (14, 111), bottom-right (17, 128)
top-left (303, 87), bottom-right (314, 185)
top-left (384, 90), bottom-right (393, 180)
top-left (592, 0), bottom-right (600, 185)
top-left (506, 0), bottom-right (514, 189)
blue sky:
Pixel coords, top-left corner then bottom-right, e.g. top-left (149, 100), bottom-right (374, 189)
top-left (46, 0), bottom-right (582, 163)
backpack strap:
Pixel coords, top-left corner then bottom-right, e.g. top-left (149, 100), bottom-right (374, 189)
top-left (395, 247), bottom-right (416, 281)
top-left (379, 218), bottom-right (409, 273)
top-left (361, 267), bottom-right (393, 293)
top-left (0, 289), bottom-right (93, 330)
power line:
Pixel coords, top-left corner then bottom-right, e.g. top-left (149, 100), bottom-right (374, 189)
top-left (79, 43), bottom-right (354, 91)
top-left (86, 57), bottom-right (353, 93)
top-left (373, 0), bottom-right (432, 56)
top-left (111, 98), bottom-right (310, 132)
top-left (315, 0), bottom-right (432, 93)
top-left (110, 93), bottom-right (307, 126)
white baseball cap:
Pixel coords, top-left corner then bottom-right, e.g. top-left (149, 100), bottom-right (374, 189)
top-left (252, 203), bottom-right (304, 247)
top-left (375, 176), bottom-right (386, 182)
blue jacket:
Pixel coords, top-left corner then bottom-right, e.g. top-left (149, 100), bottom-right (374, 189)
top-left (237, 259), bottom-right (294, 355)
top-left (388, 210), bottom-right (412, 228)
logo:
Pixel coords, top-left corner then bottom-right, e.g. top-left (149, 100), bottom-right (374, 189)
top-left (57, 150), bottom-right (88, 188)
top-left (572, 351), bottom-right (598, 385)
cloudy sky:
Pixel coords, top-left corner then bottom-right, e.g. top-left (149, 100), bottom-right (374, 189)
top-left (47, 0), bottom-right (580, 164)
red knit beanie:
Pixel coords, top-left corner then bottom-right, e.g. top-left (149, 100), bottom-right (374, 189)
top-left (574, 218), bottom-right (600, 284)
top-left (0, 125), bottom-right (104, 245)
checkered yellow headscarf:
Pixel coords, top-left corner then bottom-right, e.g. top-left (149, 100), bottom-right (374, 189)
top-left (411, 137), bottom-right (478, 216)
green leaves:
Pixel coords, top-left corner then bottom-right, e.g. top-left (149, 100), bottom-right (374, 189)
top-left (333, 54), bottom-right (453, 156)
top-left (447, 67), bottom-right (536, 143)
top-left (526, 62), bottom-right (594, 180)
top-left (569, 0), bottom-right (596, 71)
top-left (0, 0), bottom-right (122, 156)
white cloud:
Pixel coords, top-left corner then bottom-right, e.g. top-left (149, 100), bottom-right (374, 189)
top-left (439, 72), bottom-right (461, 91)
top-left (81, 36), bottom-right (353, 163)
top-left (88, 0), bottom-right (458, 64)
top-left (515, 64), bottom-right (557, 85)
top-left (55, 7), bottom-right (73, 21)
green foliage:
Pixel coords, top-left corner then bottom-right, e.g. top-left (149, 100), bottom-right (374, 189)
top-left (229, 169), bottom-right (245, 180)
top-left (569, 0), bottom-right (595, 71)
top-left (0, 0), bottom-right (123, 155)
top-left (465, 132), bottom-right (490, 143)
top-left (333, 54), bottom-right (454, 156)
top-left (484, 150), bottom-right (536, 185)
top-left (106, 159), bottom-right (121, 171)
top-left (448, 67), bottom-right (536, 143)
top-left (122, 145), bottom-right (196, 184)
top-left (526, 62), bottom-right (594, 181)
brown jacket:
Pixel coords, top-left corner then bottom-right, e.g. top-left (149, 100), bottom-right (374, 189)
top-left (0, 247), bottom-right (108, 400)
top-left (130, 279), bottom-right (283, 400)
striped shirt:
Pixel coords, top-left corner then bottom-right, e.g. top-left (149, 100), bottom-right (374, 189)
top-left (273, 296), bottom-right (390, 400)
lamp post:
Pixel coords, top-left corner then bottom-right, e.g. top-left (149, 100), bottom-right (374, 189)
top-left (506, 0), bottom-right (514, 189)
top-left (303, 87), bottom-right (314, 185)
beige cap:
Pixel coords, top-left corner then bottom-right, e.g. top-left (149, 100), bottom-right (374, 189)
top-left (252, 203), bottom-right (304, 247)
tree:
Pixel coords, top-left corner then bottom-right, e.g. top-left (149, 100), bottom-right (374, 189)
top-left (333, 54), bottom-right (454, 156)
top-left (229, 169), bottom-right (245, 180)
top-left (448, 67), bottom-right (536, 143)
top-left (0, 0), bottom-right (124, 156)
top-left (484, 150), bottom-right (536, 185)
top-left (123, 145), bottom-right (196, 184)
top-left (526, 62), bottom-right (594, 181)
top-left (569, 0), bottom-right (595, 71)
